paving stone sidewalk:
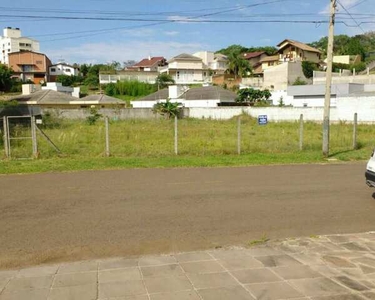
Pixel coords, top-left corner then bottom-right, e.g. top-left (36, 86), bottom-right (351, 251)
top-left (3, 232), bottom-right (375, 299)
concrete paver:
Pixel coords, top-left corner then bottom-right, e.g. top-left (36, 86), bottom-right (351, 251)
top-left (180, 261), bottom-right (225, 274)
top-left (187, 272), bottom-right (238, 289)
top-left (4, 232), bottom-right (375, 299)
top-left (197, 286), bottom-right (255, 300)
top-left (245, 281), bottom-right (303, 300)
top-left (150, 290), bottom-right (201, 300)
top-left (231, 268), bottom-right (282, 284)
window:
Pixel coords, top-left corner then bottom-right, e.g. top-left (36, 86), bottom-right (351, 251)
top-left (19, 43), bottom-right (25, 47)
top-left (291, 46), bottom-right (296, 51)
top-left (65, 69), bottom-right (71, 72)
top-left (51, 68), bottom-right (56, 72)
top-left (176, 71), bottom-right (180, 79)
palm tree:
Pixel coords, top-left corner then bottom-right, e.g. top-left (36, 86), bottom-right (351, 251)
top-left (226, 52), bottom-right (252, 79)
top-left (155, 73), bottom-right (175, 90)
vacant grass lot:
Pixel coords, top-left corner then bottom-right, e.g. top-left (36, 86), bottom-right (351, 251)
top-left (1, 115), bottom-right (374, 174)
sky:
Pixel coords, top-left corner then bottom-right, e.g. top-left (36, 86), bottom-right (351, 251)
top-left (1, 0), bottom-right (374, 64)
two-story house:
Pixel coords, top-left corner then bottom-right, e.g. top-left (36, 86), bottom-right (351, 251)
top-left (193, 51), bottom-right (228, 74)
top-left (159, 53), bottom-right (211, 84)
top-left (277, 39), bottom-right (321, 64)
top-left (49, 63), bottom-right (80, 81)
top-left (242, 51), bottom-right (270, 74)
top-left (8, 51), bottom-right (51, 84)
top-left (127, 56), bottom-right (166, 72)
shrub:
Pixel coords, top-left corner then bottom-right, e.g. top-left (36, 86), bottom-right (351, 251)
top-left (302, 61), bottom-right (318, 79)
top-left (236, 88), bottom-right (271, 104)
top-left (104, 83), bottom-right (117, 96)
top-left (153, 99), bottom-right (183, 119)
top-left (293, 77), bottom-right (307, 85)
top-left (86, 106), bottom-right (102, 125)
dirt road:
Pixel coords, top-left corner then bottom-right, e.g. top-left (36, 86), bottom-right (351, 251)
top-left (0, 163), bottom-right (374, 268)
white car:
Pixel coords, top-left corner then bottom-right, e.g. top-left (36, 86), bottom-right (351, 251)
top-left (366, 150), bottom-right (375, 187)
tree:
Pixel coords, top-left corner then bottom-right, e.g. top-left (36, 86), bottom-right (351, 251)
top-left (80, 64), bottom-right (90, 77)
top-left (153, 99), bottom-right (182, 119)
top-left (0, 65), bottom-right (13, 92)
top-left (56, 75), bottom-right (75, 87)
top-left (226, 52), bottom-right (252, 79)
top-left (155, 73), bottom-right (175, 89)
top-left (345, 38), bottom-right (366, 60)
top-left (216, 44), bottom-right (277, 56)
top-left (123, 60), bottom-right (137, 69)
top-left (236, 88), bottom-right (271, 105)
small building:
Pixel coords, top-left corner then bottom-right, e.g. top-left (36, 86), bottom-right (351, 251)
top-left (49, 63), bottom-right (80, 81)
top-left (159, 53), bottom-right (211, 84)
top-left (277, 39), bottom-right (321, 64)
top-left (0, 27), bottom-right (40, 65)
top-left (131, 85), bottom-right (236, 108)
top-left (8, 51), bottom-right (51, 84)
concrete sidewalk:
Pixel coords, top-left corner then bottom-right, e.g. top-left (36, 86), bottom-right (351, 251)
top-left (2, 232), bottom-right (375, 300)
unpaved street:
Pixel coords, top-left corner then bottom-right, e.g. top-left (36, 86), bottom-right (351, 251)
top-left (0, 163), bottom-right (374, 268)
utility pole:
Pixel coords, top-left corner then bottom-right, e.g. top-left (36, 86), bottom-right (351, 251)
top-left (323, 0), bottom-right (337, 157)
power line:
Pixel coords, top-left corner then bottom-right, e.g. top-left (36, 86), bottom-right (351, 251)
top-left (348, 0), bottom-right (369, 10)
top-left (337, 0), bottom-right (366, 33)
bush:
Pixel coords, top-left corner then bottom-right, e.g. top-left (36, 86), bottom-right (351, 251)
top-left (351, 62), bottom-right (367, 73)
top-left (41, 111), bottom-right (62, 129)
top-left (104, 83), bottom-right (117, 96)
top-left (293, 77), bottom-right (307, 85)
top-left (302, 61), bottom-right (318, 79)
top-left (86, 106), bottom-right (102, 125)
top-left (236, 88), bottom-right (271, 104)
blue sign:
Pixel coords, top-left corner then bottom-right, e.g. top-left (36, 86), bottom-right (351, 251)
top-left (258, 115), bottom-right (268, 125)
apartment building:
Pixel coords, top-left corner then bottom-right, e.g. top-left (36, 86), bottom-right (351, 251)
top-left (0, 27), bottom-right (40, 65)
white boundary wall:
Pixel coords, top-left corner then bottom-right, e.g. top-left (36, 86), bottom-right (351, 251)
top-left (187, 96), bottom-right (375, 123)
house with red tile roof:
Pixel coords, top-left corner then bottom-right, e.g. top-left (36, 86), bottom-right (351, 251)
top-left (242, 51), bottom-right (269, 75)
top-left (127, 56), bottom-right (166, 72)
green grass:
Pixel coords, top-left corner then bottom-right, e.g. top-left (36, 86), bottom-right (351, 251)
top-left (1, 115), bottom-right (374, 174)
top-left (248, 235), bottom-right (270, 247)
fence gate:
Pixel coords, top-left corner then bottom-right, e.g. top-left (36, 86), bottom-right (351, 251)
top-left (3, 115), bottom-right (38, 159)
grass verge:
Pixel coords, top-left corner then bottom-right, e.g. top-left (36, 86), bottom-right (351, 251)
top-left (0, 151), bottom-right (365, 175)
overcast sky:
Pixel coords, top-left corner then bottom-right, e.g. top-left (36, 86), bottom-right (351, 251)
top-left (1, 0), bottom-right (373, 64)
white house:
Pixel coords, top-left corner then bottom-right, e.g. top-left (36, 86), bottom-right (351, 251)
top-left (131, 85), bottom-right (236, 108)
top-left (0, 27), bottom-right (40, 65)
top-left (193, 51), bottom-right (228, 74)
top-left (49, 63), bottom-right (80, 80)
top-left (159, 53), bottom-right (211, 84)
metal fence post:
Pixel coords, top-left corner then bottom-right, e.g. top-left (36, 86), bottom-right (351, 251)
top-left (105, 116), bottom-right (110, 157)
top-left (3, 117), bottom-right (9, 158)
top-left (174, 115), bottom-right (178, 155)
top-left (353, 113), bottom-right (358, 150)
top-left (299, 114), bottom-right (304, 151)
top-left (31, 116), bottom-right (38, 158)
top-left (237, 116), bottom-right (241, 155)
